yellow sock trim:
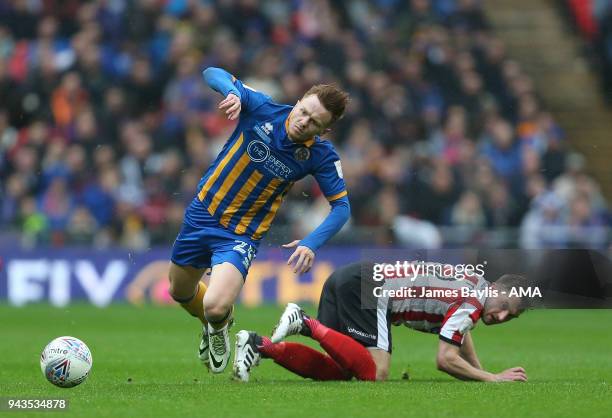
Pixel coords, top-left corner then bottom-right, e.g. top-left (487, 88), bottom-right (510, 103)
top-left (180, 281), bottom-right (207, 324)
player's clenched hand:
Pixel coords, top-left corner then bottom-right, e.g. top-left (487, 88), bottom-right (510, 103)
top-left (494, 367), bottom-right (528, 382)
top-left (219, 93), bottom-right (241, 120)
top-left (283, 240), bottom-right (315, 274)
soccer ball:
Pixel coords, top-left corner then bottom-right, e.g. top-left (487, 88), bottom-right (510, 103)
top-left (40, 336), bottom-right (93, 388)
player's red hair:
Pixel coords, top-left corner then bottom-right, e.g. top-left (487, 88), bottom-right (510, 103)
top-left (303, 84), bottom-right (350, 125)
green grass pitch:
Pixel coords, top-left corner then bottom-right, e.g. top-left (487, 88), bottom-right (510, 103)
top-left (0, 304), bottom-right (610, 418)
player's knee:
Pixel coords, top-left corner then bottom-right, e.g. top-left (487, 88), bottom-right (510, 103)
top-left (168, 264), bottom-right (197, 300)
top-left (168, 283), bottom-right (193, 302)
top-left (167, 274), bottom-right (180, 298)
top-left (167, 271), bottom-right (183, 295)
top-left (203, 301), bottom-right (232, 322)
top-left (375, 366), bottom-right (389, 382)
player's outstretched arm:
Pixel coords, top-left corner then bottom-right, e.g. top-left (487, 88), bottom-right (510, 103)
top-left (437, 340), bottom-right (528, 382)
top-left (459, 331), bottom-right (482, 369)
top-left (202, 67), bottom-right (242, 120)
top-left (284, 196), bottom-right (350, 274)
top-left (283, 240), bottom-right (315, 275)
top-left (218, 94), bottom-right (241, 120)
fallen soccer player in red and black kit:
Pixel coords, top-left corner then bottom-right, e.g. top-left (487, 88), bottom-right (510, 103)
top-left (232, 262), bottom-right (530, 382)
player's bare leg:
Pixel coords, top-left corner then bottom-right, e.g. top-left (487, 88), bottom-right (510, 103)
top-left (168, 263), bottom-right (211, 367)
top-left (168, 263), bottom-right (208, 316)
top-left (367, 348), bottom-right (390, 381)
top-left (203, 262), bottom-right (244, 373)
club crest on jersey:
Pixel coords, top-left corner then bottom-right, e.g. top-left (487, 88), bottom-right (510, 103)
top-left (294, 146), bottom-right (310, 161)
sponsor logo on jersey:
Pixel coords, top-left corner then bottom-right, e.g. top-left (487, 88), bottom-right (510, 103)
top-left (264, 155), bottom-right (293, 179)
top-left (247, 140), bottom-right (270, 162)
top-left (247, 140), bottom-right (294, 179)
top-left (346, 327), bottom-right (377, 341)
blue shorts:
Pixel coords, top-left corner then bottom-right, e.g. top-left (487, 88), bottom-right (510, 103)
top-left (171, 198), bottom-right (259, 278)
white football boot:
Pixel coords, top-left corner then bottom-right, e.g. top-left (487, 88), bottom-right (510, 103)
top-left (232, 330), bottom-right (261, 382)
top-left (198, 325), bottom-right (210, 370)
top-left (271, 303), bottom-right (309, 343)
top-left (207, 319), bottom-right (233, 373)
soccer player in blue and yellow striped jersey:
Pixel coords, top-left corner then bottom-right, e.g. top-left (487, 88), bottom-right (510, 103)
top-left (168, 67), bottom-right (351, 373)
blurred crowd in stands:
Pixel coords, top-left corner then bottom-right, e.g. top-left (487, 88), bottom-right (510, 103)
top-left (0, 0), bottom-right (609, 250)
top-left (563, 0), bottom-right (612, 103)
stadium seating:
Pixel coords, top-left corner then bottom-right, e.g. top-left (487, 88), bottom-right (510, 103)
top-left (0, 0), bottom-right (608, 249)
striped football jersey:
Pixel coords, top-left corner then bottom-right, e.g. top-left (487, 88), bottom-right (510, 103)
top-left (196, 76), bottom-right (347, 241)
top-left (378, 263), bottom-right (489, 346)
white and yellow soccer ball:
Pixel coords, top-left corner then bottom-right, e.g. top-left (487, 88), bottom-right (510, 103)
top-left (40, 336), bottom-right (93, 388)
